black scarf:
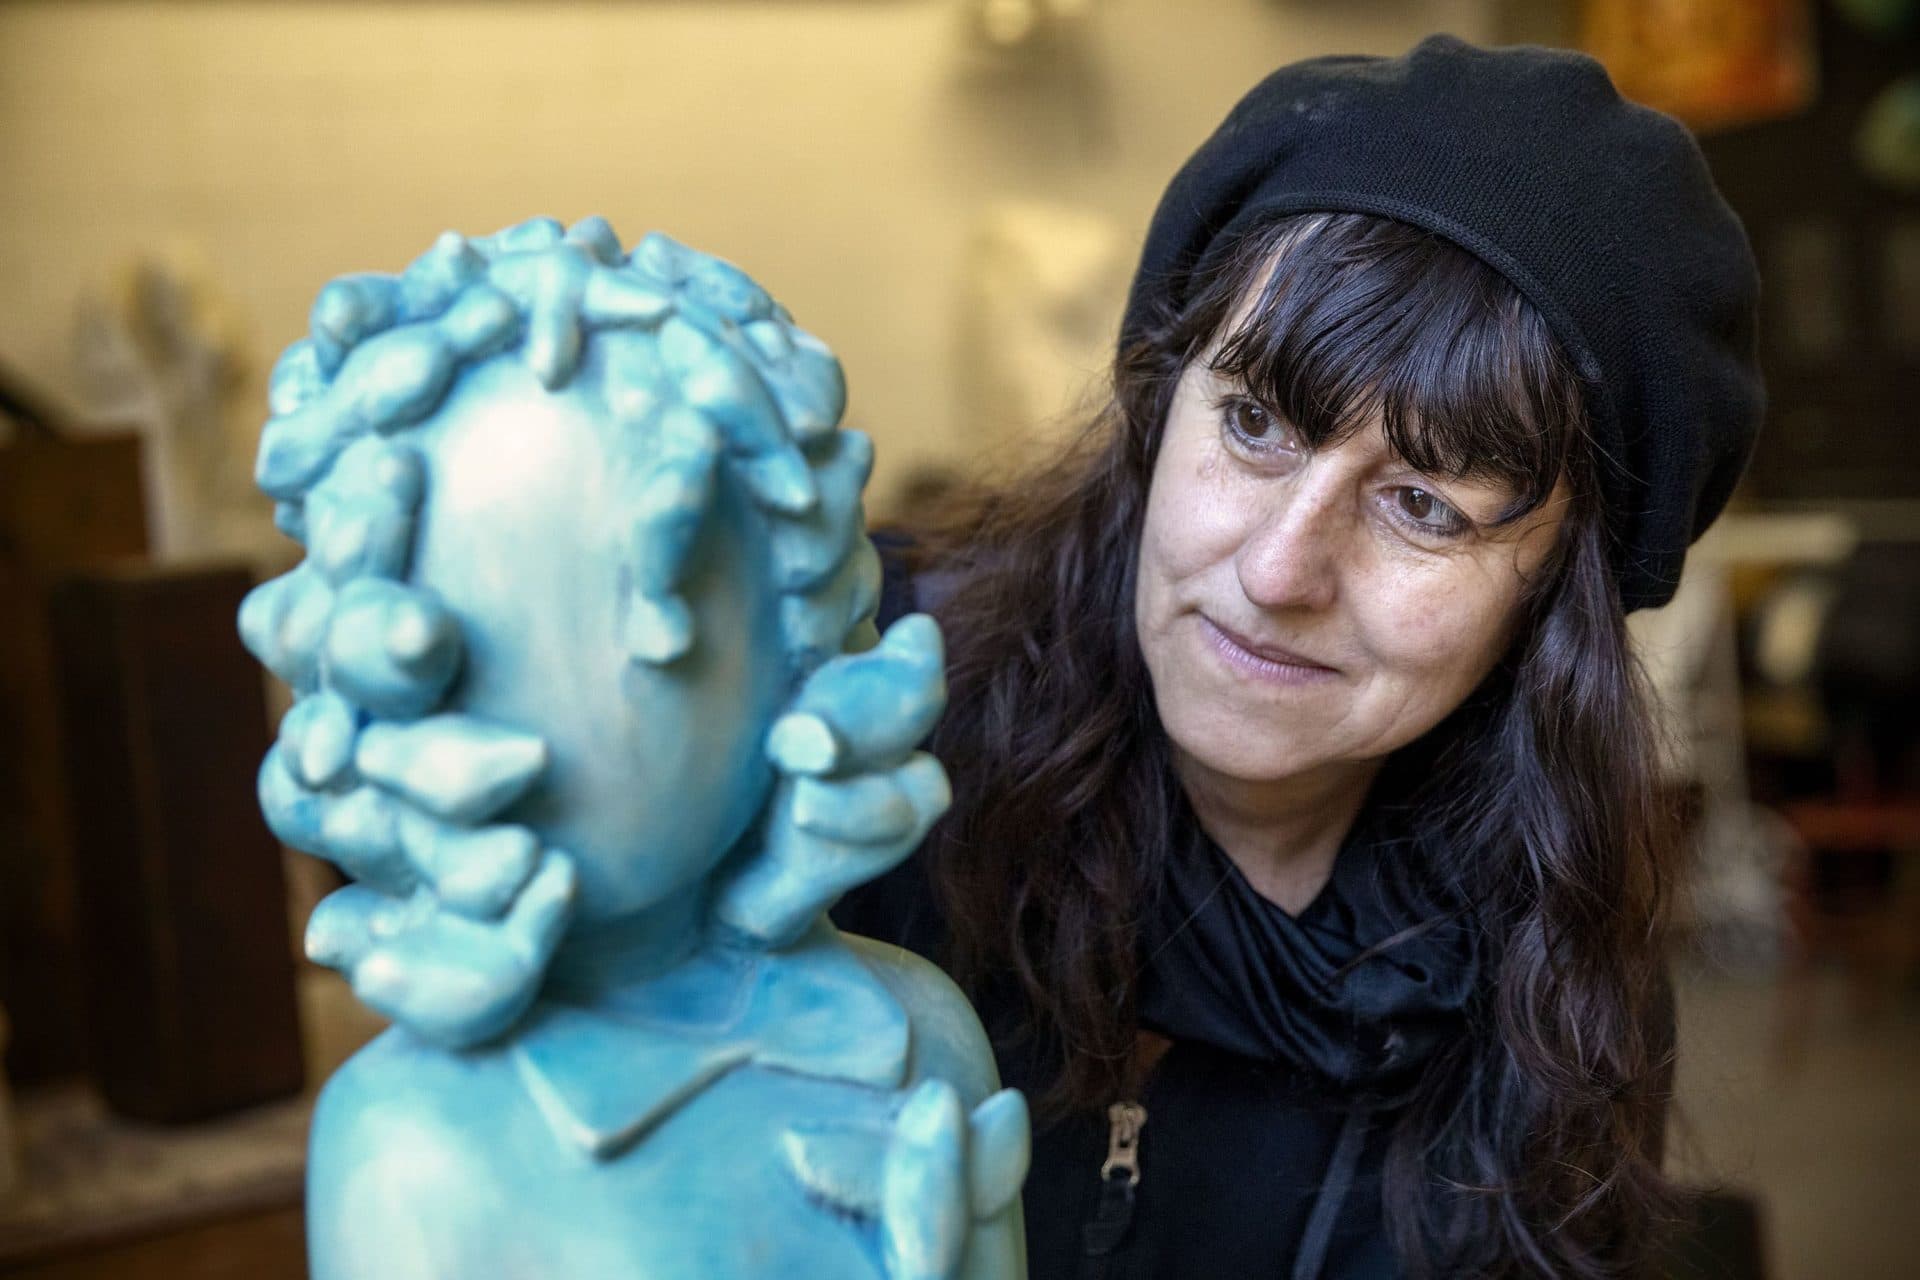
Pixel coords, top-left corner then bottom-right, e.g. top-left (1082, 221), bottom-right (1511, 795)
top-left (1134, 782), bottom-right (1482, 1278)
top-left (1136, 784), bottom-right (1480, 1099)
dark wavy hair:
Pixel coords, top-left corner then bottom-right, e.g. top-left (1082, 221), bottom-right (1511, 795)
top-left (905, 212), bottom-right (1682, 1278)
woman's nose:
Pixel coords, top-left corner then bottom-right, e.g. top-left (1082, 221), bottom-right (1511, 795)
top-left (1234, 486), bottom-right (1345, 613)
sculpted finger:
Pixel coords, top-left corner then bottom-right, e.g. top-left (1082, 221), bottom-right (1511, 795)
top-left (395, 809), bottom-right (540, 919)
top-left (791, 773), bottom-right (919, 846)
top-left (890, 752), bottom-right (952, 838)
top-left (765, 709), bottom-right (842, 777)
top-left (355, 713), bottom-right (548, 825)
top-left (350, 934), bottom-right (525, 1047)
top-left (259, 748), bottom-right (327, 852)
top-left (768, 613), bottom-right (946, 778)
top-left (323, 578), bottom-right (462, 719)
top-left (504, 849), bottom-right (578, 967)
top-left (276, 689), bottom-right (358, 789)
top-left (882, 1079), bottom-right (968, 1280)
top-left (307, 877), bottom-right (560, 1047)
top-left (238, 563), bottom-right (334, 694)
top-left (711, 780), bottom-right (909, 948)
top-left (967, 1090), bottom-right (1031, 1221)
top-left (304, 883), bottom-right (390, 970)
top-left (259, 750), bottom-right (414, 891)
top-left (301, 436), bottom-right (424, 585)
top-left (316, 784), bottom-right (414, 890)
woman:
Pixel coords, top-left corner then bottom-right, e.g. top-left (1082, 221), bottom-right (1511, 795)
top-left (835, 34), bottom-right (1764, 1279)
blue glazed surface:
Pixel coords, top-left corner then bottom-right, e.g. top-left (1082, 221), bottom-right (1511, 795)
top-left (242, 218), bottom-right (1027, 1278)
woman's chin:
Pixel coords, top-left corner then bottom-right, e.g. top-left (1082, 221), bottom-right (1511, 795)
top-left (1168, 728), bottom-right (1341, 790)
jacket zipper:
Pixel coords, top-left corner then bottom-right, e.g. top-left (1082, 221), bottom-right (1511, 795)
top-left (1079, 1101), bottom-right (1147, 1274)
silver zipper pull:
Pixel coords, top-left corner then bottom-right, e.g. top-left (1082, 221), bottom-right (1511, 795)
top-left (1100, 1101), bottom-right (1148, 1187)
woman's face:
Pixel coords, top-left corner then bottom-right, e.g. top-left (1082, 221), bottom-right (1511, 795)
top-left (1133, 354), bottom-right (1568, 791)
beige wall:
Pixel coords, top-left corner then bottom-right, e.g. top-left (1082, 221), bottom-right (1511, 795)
top-left (0, 0), bottom-right (1489, 509)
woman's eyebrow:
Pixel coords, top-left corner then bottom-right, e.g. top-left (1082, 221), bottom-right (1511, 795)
top-left (1379, 451), bottom-right (1530, 513)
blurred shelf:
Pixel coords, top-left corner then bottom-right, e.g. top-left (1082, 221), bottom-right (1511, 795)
top-left (0, 1083), bottom-right (305, 1270)
top-left (0, 966), bottom-right (381, 1276)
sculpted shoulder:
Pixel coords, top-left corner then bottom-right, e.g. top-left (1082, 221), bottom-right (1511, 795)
top-left (841, 930), bottom-right (1002, 1108)
top-left (307, 1031), bottom-right (547, 1280)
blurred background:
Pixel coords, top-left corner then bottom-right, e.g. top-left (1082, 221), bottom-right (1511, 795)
top-left (0, 1), bottom-right (1914, 1276)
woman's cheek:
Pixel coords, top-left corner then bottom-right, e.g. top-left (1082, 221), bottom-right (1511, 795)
top-left (1361, 571), bottom-right (1510, 709)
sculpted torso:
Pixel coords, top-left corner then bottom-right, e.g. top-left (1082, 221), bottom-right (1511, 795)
top-left (241, 219), bottom-right (1027, 1279)
top-left (311, 933), bottom-right (1019, 1280)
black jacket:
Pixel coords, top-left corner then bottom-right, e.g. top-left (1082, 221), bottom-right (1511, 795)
top-left (834, 853), bottom-right (1406, 1280)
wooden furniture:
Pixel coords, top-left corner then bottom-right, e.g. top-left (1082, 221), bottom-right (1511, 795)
top-left (1, 1206), bottom-right (305, 1280)
top-left (0, 431), bottom-right (149, 1086)
top-left (0, 971), bottom-right (384, 1279)
top-left (1775, 797), bottom-right (1920, 1065)
top-left (48, 563), bottom-right (304, 1121)
top-left (0, 1082), bottom-right (305, 1279)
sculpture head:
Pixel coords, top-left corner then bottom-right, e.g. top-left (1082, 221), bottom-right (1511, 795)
top-left (243, 217), bottom-right (880, 925)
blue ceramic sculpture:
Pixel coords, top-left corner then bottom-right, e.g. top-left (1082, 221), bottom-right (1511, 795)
top-left (240, 217), bottom-right (1028, 1279)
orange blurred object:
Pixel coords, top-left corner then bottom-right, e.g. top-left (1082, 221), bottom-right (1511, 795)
top-left (1581, 0), bottom-right (1818, 132)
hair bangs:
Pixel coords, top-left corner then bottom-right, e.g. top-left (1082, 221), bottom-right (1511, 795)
top-left (1202, 215), bottom-right (1578, 523)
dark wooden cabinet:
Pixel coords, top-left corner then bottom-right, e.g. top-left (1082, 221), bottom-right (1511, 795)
top-left (0, 434), bottom-right (149, 1086)
top-left (48, 564), bottom-right (304, 1122)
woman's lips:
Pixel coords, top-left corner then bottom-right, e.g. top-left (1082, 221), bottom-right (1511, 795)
top-left (1199, 615), bottom-right (1340, 685)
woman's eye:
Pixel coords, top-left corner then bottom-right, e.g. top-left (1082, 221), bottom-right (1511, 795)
top-left (1391, 486), bottom-right (1471, 538)
top-left (1216, 395), bottom-right (1300, 454)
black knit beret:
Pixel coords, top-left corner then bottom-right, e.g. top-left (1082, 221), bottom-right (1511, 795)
top-left (1120, 33), bottom-right (1766, 612)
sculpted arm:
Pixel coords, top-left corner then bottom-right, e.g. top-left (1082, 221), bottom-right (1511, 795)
top-left (891, 959), bottom-right (1029, 1280)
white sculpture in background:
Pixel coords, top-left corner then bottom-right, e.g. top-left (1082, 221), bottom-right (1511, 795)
top-left (956, 200), bottom-right (1130, 455)
top-left (70, 250), bottom-right (279, 563)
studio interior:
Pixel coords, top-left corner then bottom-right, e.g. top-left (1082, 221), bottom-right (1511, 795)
top-left (0, 2), bottom-right (1915, 1278)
